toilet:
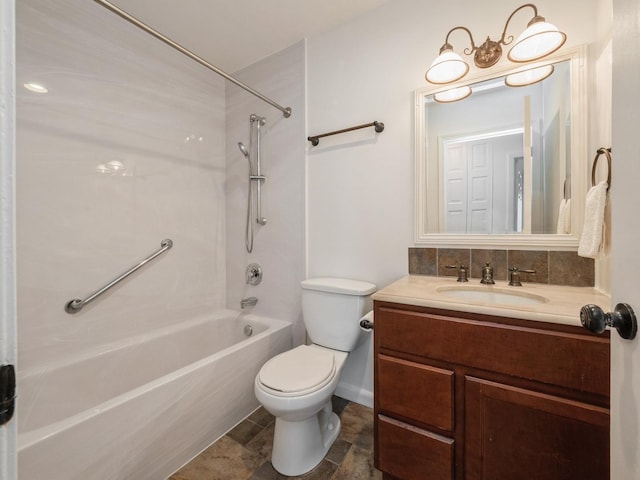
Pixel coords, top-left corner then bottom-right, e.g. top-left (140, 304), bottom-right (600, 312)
top-left (254, 277), bottom-right (376, 476)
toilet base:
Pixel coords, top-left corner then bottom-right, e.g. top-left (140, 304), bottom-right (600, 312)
top-left (271, 401), bottom-right (341, 476)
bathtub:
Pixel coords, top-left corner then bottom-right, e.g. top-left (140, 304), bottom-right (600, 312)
top-left (17, 310), bottom-right (291, 480)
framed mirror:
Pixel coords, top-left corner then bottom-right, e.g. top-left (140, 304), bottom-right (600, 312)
top-left (414, 46), bottom-right (587, 248)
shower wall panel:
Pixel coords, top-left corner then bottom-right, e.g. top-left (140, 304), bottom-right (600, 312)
top-left (225, 41), bottom-right (306, 345)
top-left (16, 0), bottom-right (226, 372)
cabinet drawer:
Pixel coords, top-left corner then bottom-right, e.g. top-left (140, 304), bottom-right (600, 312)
top-left (378, 415), bottom-right (454, 480)
top-left (376, 305), bottom-right (610, 397)
top-left (378, 354), bottom-right (454, 431)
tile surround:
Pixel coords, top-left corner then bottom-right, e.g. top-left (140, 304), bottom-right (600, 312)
top-left (408, 248), bottom-right (595, 287)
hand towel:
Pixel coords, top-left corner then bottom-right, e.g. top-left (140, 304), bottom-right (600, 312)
top-left (556, 199), bottom-right (568, 234)
top-left (562, 198), bottom-right (571, 234)
top-left (578, 181), bottom-right (608, 258)
top-left (556, 198), bottom-right (571, 234)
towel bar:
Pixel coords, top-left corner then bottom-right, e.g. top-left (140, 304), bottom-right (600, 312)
top-left (591, 147), bottom-right (611, 191)
top-left (307, 121), bottom-right (384, 146)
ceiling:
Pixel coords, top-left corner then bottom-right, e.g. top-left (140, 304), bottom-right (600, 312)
top-left (108, 0), bottom-right (392, 73)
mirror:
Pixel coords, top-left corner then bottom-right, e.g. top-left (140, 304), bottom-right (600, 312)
top-left (415, 46), bottom-right (587, 248)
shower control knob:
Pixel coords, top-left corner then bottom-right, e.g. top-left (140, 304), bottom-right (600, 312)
top-left (246, 263), bottom-right (263, 286)
top-left (580, 303), bottom-right (637, 340)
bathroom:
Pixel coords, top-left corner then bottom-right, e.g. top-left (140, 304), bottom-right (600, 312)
top-left (1, 0), bottom-right (639, 479)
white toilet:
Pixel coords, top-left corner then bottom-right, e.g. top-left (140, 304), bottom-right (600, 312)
top-left (254, 277), bottom-right (376, 476)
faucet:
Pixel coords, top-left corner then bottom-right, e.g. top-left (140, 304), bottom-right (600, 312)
top-left (508, 267), bottom-right (536, 286)
top-left (241, 296), bottom-right (258, 309)
top-left (446, 264), bottom-right (469, 282)
top-left (480, 262), bottom-right (495, 285)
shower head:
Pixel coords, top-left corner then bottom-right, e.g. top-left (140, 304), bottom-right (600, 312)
top-left (237, 142), bottom-right (249, 158)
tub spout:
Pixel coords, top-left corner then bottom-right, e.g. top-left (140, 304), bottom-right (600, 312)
top-left (241, 296), bottom-right (258, 309)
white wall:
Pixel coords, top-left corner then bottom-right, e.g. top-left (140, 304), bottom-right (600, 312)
top-left (306, 0), bottom-right (600, 405)
top-left (610, 1), bottom-right (639, 477)
top-left (225, 41), bottom-right (306, 346)
top-left (16, 0), bottom-right (225, 380)
top-left (593, 0), bottom-right (613, 292)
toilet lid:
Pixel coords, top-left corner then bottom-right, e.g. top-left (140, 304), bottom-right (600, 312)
top-left (258, 345), bottom-right (336, 395)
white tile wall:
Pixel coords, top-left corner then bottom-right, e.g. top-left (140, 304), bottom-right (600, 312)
top-left (17, 0), bottom-right (226, 371)
top-left (225, 41), bottom-right (306, 346)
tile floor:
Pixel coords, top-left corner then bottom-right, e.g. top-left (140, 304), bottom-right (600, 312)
top-left (169, 396), bottom-right (383, 480)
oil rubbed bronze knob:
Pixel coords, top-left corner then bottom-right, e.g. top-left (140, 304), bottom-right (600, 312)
top-left (580, 303), bottom-right (637, 340)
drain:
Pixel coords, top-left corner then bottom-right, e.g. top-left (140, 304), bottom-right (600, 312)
top-left (244, 324), bottom-right (253, 337)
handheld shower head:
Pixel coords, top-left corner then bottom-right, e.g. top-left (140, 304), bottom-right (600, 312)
top-left (237, 142), bottom-right (249, 158)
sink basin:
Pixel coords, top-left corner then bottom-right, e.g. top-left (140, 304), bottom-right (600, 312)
top-left (436, 285), bottom-right (548, 306)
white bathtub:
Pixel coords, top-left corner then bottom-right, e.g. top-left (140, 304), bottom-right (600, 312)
top-left (17, 310), bottom-right (291, 480)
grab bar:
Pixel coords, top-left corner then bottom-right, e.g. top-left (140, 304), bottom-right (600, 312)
top-left (65, 239), bottom-right (173, 314)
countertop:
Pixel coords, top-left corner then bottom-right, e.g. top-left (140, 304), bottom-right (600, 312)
top-left (372, 275), bottom-right (611, 327)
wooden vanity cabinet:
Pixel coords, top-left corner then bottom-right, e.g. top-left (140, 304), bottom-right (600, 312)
top-left (373, 301), bottom-right (610, 480)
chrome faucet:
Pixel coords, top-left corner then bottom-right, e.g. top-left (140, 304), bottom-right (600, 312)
top-left (480, 263), bottom-right (495, 285)
top-left (446, 264), bottom-right (469, 282)
top-left (508, 267), bottom-right (536, 286)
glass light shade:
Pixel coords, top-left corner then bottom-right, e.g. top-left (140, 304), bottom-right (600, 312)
top-left (433, 85), bottom-right (472, 103)
top-left (425, 49), bottom-right (469, 84)
top-left (507, 21), bottom-right (567, 62)
top-left (505, 64), bottom-right (554, 87)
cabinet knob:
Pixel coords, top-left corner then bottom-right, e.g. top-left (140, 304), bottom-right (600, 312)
top-left (580, 303), bottom-right (637, 340)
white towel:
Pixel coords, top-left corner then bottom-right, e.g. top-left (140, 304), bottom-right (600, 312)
top-left (578, 181), bottom-right (608, 258)
top-left (562, 198), bottom-right (571, 234)
top-left (556, 198), bottom-right (571, 234)
top-left (556, 199), bottom-right (568, 234)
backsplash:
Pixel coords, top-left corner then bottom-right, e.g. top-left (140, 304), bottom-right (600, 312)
top-left (408, 248), bottom-right (594, 287)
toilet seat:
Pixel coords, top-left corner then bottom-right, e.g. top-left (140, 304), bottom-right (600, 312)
top-left (258, 345), bottom-right (337, 397)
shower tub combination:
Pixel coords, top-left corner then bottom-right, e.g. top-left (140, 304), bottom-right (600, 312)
top-left (17, 311), bottom-right (291, 480)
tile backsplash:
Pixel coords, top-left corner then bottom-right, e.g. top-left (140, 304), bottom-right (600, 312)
top-left (408, 248), bottom-right (594, 287)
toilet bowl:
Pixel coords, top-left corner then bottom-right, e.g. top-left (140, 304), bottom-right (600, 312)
top-left (254, 277), bottom-right (376, 476)
top-left (254, 344), bottom-right (348, 476)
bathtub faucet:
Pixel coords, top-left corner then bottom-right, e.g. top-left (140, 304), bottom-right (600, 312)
top-left (241, 296), bottom-right (258, 309)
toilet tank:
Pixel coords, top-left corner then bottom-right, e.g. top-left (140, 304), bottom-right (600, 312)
top-left (301, 278), bottom-right (377, 352)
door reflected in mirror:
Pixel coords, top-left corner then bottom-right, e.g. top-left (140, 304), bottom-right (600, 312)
top-left (415, 47), bottom-right (587, 248)
top-left (428, 61), bottom-right (569, 234)
top-left (440, 128), bottom-right (526, 234)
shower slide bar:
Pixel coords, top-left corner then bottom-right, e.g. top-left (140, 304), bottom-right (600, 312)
top-left (93, 0), bottom-right (292, 119)
top-left (307, 120), bottom-right (385, 146)
top-left (64, 238), bottom-right (173, 314)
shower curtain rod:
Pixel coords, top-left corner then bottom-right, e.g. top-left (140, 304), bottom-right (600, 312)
top-left (93, 0), bottom-right (292, 118)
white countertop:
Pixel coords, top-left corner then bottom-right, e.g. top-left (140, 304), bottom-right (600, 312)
top-left (372, 275), bottom-right (611, 327)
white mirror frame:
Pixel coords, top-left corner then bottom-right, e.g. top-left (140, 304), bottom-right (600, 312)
top-left (414, 45), bottom-right (587, 249)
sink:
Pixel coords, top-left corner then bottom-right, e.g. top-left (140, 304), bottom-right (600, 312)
top-left (436, 285), bottom-right (548, 306)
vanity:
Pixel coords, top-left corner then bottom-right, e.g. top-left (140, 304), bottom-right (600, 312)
top-left (372, 275), bottom-right (610, 480)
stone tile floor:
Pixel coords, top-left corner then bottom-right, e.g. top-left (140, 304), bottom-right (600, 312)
top-left (169, 396), bottom-right (383, 480)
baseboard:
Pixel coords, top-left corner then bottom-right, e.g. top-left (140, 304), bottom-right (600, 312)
top-left (335, 382), bottom-right (373, 408)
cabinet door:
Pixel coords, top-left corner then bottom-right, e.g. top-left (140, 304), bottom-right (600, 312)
top-left (465, 377), bottom-right (609, 480)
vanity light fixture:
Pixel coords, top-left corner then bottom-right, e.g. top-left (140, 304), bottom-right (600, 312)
top-left (433, 85), bottom-right (472, 103)
top-left (505, 64), bottom-right (554, 87)
top-left (425, 3), bottom-right (566, 85)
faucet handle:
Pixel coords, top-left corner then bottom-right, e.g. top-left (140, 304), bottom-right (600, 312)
top-left (446, 264), bottom-right (469, 282)
top-left (509, 267), bottom-right (536, 286)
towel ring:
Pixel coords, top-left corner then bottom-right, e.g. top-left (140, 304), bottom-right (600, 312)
top-left (591, 147), bottom-right (612, 191)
